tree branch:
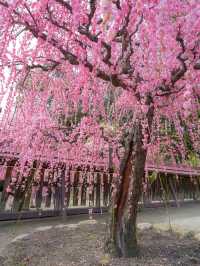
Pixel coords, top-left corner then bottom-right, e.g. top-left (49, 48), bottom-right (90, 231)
top-left (171, 29), bottom-right (187, 85)
top-left (0, 0), bottom-right (129, 89)
top-left (54, 0), bottom-right (72, 14)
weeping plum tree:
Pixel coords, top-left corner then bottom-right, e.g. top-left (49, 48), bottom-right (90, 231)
top-left (0, 0), bottom-right (200, 257)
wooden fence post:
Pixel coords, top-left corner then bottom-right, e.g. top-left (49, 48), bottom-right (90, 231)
top-left (61, 164), bottom-right (66, 219)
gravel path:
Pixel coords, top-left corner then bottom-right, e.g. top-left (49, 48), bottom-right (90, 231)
top-left (1, 202), bottom-right (200, 259)
top-left (1, 219), bottom-right (200, 266)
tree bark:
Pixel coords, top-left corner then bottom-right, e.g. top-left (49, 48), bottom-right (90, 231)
top-left (106, 122), bottom-right (146, 257)
top-left (106, 97), bottom-right (154, 257)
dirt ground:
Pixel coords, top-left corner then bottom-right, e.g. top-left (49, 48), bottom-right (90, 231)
top-left (1, 219), bottom-right (200, 266)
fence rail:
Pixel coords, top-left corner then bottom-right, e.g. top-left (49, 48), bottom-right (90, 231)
top-left (0, 163), bottom-right (200, 221)
top-left (146, 163), bottom-right (200, 176)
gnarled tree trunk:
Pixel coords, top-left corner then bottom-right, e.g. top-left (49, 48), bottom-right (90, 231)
top-left (107, 123), bottom-right (145, 256)
top-left (107, 98), bottom-right (154, 257)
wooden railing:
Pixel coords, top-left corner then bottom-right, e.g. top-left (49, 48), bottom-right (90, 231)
top-left (146, 163), bottom-right (200, 176)
top-left (0, 162), bottom-right (199, 221)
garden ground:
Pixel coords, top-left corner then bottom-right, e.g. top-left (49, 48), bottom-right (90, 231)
top-left (1, 202), bottom-right (200, 265)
